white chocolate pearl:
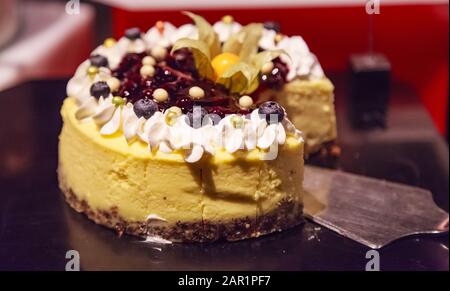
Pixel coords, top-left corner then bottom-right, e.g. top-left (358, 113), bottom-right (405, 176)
top-left (106, 77), bottom-right (121, 92)
top-left (151, 46), bottom-right (167, 60)
top-left (142, 56), bottom-right (156, 66)
top-left (189, 86), bottom-right (205, 100)
top-left (239, 95), bottom-right (253, 109)
top-left (261, 62), bottom-right (274, 74)
top-left (140, 65), bottom-right (155, 77)
top-left (153, 88), bottom-right (169, 102)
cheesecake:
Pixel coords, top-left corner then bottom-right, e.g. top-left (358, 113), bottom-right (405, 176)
top-left (58, 12), bottom-right (333, 242)
top-left (59, 97), bottom-right (303, 242)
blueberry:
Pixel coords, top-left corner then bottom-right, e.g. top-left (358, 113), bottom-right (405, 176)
top-left (125, 27), bottom-right (141, 40)
top-left (133, 98), bottom-right (158, 119)
top-left (258, 101), bottom-right (285, 123)
top-left (89, 54), bottom-right (109, 67)
top-left (185, 106), bottom-right (209, 128)
top-left (90, 81), bottom-right (111, 99)
top-left (263, 21), bottom-right (281, 33)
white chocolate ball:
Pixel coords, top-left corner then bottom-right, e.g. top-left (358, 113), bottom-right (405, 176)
top-left (261, 62), bottom-right (274, 74)
top-left (153, 88), bottom-right (169, 102)
top-left (106, 77), bottom-right (121, 92)
top-left (142, 56), bottom-right (156, 66)
top-left (140, 65), bottom-right (155, 77)
top-left (189, 86), bottom-right (205, 100)
top-left (238, 95), bottom-right (253, 109)
top-left (151, 46), bottom-right (167, 60)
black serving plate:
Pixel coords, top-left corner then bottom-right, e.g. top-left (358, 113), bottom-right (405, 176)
top-left (0, 74), bottom-right (448, 271)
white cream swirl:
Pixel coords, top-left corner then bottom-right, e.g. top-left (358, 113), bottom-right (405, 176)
top-left (66, 67), bottom-right (111, 104)
top-left (170, 24), bottom-right (198, 44)
top-left (277, 36), bottom-right (324, 81)
top-left (259, 30), bottom-right (324, 81)
top-left (213, 21), bottom-right (242, 42)
top-left (75, 96), bottom-right (146, 141)
top-left (259, 29), bottom-right (278, 50)
top-left (116, 36), bottom-right (147, 54)
top-left (73, 60), bottom-right (91, 77)
top-left (91, 43), bottom-right (124, 70)
top-left (74, 96), bottom-right (301, 163)
top-left (144, 22), bottom-right (177, 48)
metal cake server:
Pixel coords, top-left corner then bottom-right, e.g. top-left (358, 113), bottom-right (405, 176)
top-left (303, 166), bottom-right (449, 249)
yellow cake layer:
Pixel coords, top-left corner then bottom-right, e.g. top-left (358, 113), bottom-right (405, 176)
top-left (277, 78), bottom-right (337, 154)
top-left (59, 97), bottom-right (304, 225)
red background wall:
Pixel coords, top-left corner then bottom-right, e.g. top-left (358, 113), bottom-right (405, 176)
top-left (110, 3), bottom-right (449, 134)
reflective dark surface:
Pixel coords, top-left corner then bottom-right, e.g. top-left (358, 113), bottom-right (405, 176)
top-left (0, 74), bottom-right (448, 270)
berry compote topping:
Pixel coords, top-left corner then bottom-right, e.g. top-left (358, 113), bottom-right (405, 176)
top-left (259, 57), bottom-right (288, 90)
top-left (111, 48), bottom-right (288, 117)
